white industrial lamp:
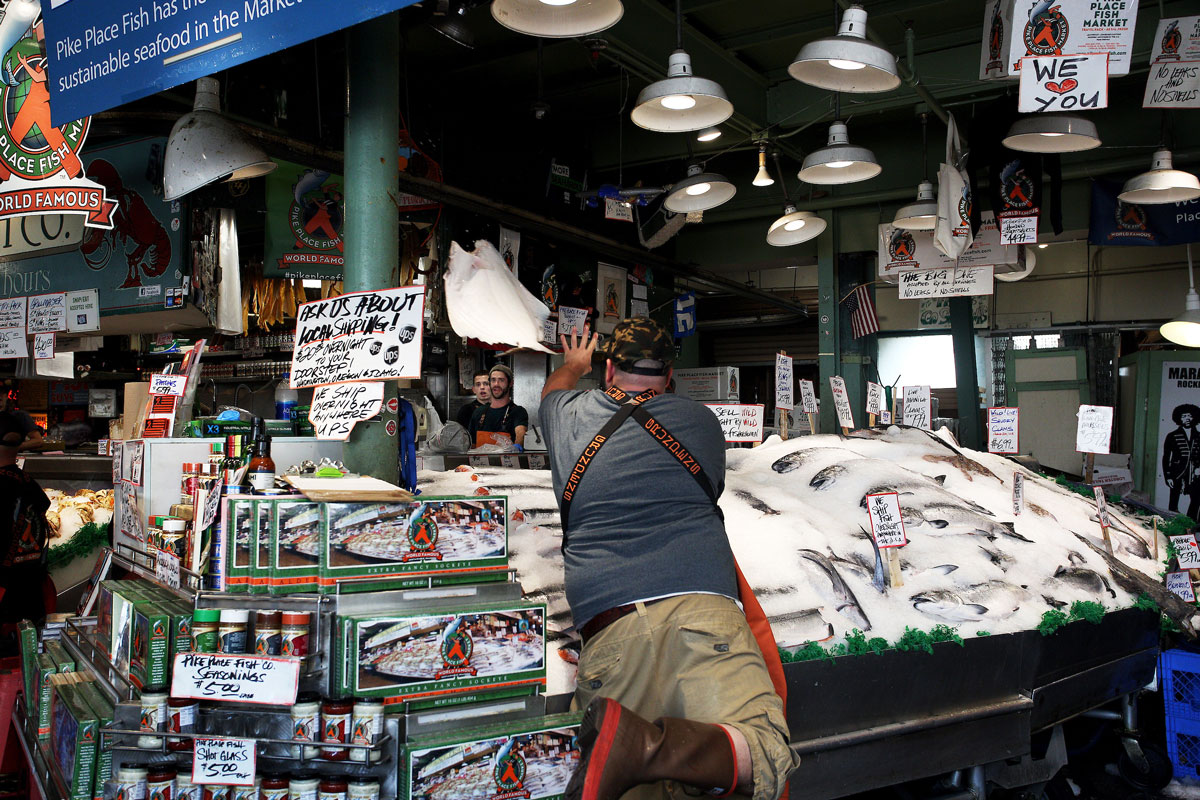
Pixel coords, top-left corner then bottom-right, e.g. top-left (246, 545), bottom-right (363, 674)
top-left (164, 78), bottom-right (276, 202)
top-left (664, 163), bottom-right (736, 213)
top-left (696, 126), bottom-right (722, 142)
top-left (799, 121), bottom-right (880, 185)
top-left (1001, 114), bottom-right (1101, 154)
top-left (752, 142), bottom-right (774, 187)
top-left (766, 152), bottom-right (825, 246)
top-left (491, 0), bottom-right (622, 38)
top-left (1119, 150), bottom-right (1200, 205)
top-left (787, 5), bottom-right (900, 93)
top-left (1162, 245), bottom-right (1200, 347)
top-left (893, 180), bottom-right (938, 230)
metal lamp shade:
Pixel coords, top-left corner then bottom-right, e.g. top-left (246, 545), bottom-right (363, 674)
top-left (787, 6), bottom-right (899, 93)
top-left (1119, 150), bottom-right (1200, 205)
top-left (1001, 114), bottom-right (1100, 154)
top-left (767, 206), bottom-right (825, 246)
top-left (996, 246), bottom-right (1036, 282)
top-left (664, 167), bottom-right (736, 212)
top-left (164, 78), bottom-right (275, 202)
top-left (1162, 307), bottom-right (1200, 347)
top-left (798, 122), bottom-right (880, 185)
top-left (632, 51), bottom-right (733, 132)
top-left (893, 181), bottom-right (937, 230)
top-left (491, 0), bottom-right (622, 38)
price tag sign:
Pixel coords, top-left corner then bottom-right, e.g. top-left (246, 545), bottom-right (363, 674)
top-left (865, 492), bottom-right (907, 548)
top-left (111, 445), bottom-right (123, 484)
top-left (775, 353), bottom-right (793, 411)
top-left (987, 407), bottom-right (1020, 453)
top-left (829, 376), bottom-right (855, 430)
top-left (1013, 473), bottom-right (1024, 516)
top-left (1076, 405), bottom-right (1113, 454)
top-left (798, 379), bottom-right (818, 414)
top-left (528, 453), bottom-right (547, 470)
top-left (558, 306), bottom-right (589, 337)
top-left (865, 382), bottom-right (884, 415)
top-left (155, 548), bottom-right (181, 590)
top-left (902, 385), bottom-right (932, 430)
top-left (199, 485), bottom-right (223, 532)
top-left (499, 455), bottom-right (521, 469)
top-left (1173, 535), bottom-right (1200, 569)
top-left (149, 374), bottom-right (189, 397)
top-left (192, 737), bottom-right (256, 786)
top-left (1092, 486), bottom-right (1112, 528)
top-left (468, 455), bottom-right (489, 468)
top-left (879, 410), bottom-right (892, 424)
top-left (999, 214), bottom-right (1038, 245)
top-left (1167, 571), bottom-right (1196, 602)
top-left (171, 653), bottom-right (301, 705)
top-left (33, 333), bottom-right (55, 360)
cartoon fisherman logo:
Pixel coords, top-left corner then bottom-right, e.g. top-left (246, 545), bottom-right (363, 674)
top-left (985, 1), bottom-right (1006, 73)
top-left (1115, 200), bottom-right (1148, 232)
top-left (440, 618), bottom-right (474, 669)
top-left (1022, 1), bottom-right (1069, 59)
top-left (288, 169), bottom-right (344, 253)
top-left (888, 228), bottom-right (916, 263)
top-left (541, 265), bottom-right (559, 311)
top-left (407, 505), bottom-right (439, 552)
top-left (492, 739), bottom-right (529, 796)
top-left (1158, 20), bottom-right (1182, 61)
top-left (1000, 161), bottom-right (1035, 212)
top-left (957, 184), bottom-right (973, 227)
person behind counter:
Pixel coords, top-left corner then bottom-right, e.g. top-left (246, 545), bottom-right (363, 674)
top-left (468, 364), bottom-right (528, 449)
top-left (0, 392), bottom-right (44, 451)
top-left (0, 411), bottom-right (51, 655)
top-left (456, 371), bottom-right (493, 428)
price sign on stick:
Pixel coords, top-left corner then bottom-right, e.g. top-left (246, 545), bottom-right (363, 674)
top-left (775, 353), bottom-right (794, 411)
top-left (902, 386), bottom-right (932, 429)
top-left (866, 382), bottom-right (884, 416)
top-left (798, 380), bottom-right (818, 414)
top-left (829, 377), bottom-right (855, 431)
top-left (192, 737), bottom-right (256, 785)
top-left (1013, 473), bottom-right (1025, 516)
top-left (1172, 535), bottom-right (1200, 569)
top-left (171, 653), bottom-right (301, 706)
top-left (987, 407), bottom-right (1020, 453)
top-left (1167, 571), bottom-right (1196, 602)
top-left (1076, 405), bottom-right (1113, 454)
top-left (155, 549), bottom-right (180, 590)
top-left (865, 492), bottom-right (907, 548)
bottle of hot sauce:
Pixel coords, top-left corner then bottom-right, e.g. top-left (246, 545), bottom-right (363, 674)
top-left (247, 417), bottom-right (276, 492)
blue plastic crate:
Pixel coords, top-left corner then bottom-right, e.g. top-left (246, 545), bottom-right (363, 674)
top-left (1168, 714), bottom-right (1200, 781)
top-left (1162, 649), bottom-right (1200, 720)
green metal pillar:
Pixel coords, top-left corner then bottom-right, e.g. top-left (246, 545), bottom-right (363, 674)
top-left (816, 211), bottom-right (837, 434)
top-left (342, 13), bottom-right (400, 483)
top-left (949, 296), bottom-right (982, 449)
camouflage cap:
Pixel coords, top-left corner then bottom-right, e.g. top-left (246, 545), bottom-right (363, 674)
top-left (602, 317), bottom-right (674, 375)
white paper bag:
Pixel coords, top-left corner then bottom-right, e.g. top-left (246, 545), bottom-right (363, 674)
top-left (934, 114), bottom-right (974, 260)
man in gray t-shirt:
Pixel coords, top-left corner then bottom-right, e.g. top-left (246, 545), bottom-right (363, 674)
top-left (540, 318), bottom-right (796, 800)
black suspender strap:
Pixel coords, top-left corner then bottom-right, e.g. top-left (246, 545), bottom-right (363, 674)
top-left (627, 405), bottom-right (722, 519)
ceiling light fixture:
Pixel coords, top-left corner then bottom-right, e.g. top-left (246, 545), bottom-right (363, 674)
top-left (752, 142), bottom-right (775, 187)
top-left (1119, 149), bottom-right (1200, 205)
top-left (664, 163), bottom-right (736, 213)
top-left (766, 152), bottom-right (825, 246)
top-left (798, 121), bottom-right (880, 185)
top-left (491, 0), bottom-right (622, 38)
top-left (1002, 114), bottom-right (1101, 153)
top-left (164, 77), bottom-right (276, 202)
top-left (1161, 246), bottom-right (1200, 346)
top-left (893, 114), bottom-right (936, 230)
top-left (787, 5), bottom-right (900, 93)
top-left (631, 0), bottom-right (732, 132)
top-left (696, 126), bottom-right (722, 142)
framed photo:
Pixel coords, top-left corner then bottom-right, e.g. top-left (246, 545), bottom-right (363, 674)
top-left (595, 263), bottom-right (627, 333)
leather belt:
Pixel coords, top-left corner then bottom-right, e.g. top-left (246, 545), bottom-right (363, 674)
top-left (579, 599), bottom-right (664, 644)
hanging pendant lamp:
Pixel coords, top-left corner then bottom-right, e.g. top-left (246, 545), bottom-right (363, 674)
top-left (752, 143), bottom-right (774, 187)
top-left (893, 181), bottom-right (938, 230)
top-left (1002, 114), bottom-right (1101, 154)
top-left (664, 163), bottom-right (736, 213)
top-left (766, 152), bottom-right (825, 246)
top-left (798, 121), bottom-right (880, 185)
top-left (491, 0), bottom-right (622, 38)
top-left (788, 5), bottom-right (899, 93)
top-left (696, 126), bottom-right (722, 142)
top-left (1162, 245), bottom-right (1200, 346)
top-left (1119, 150), bottom-right (1200, 205)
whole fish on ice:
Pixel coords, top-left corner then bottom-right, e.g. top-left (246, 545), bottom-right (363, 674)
top-left (798, 549), bottom-right (873, 631)
top-left (445, 240), bottom-right (553, 353)
top-left (911, 581), bottom-right (1031, 623)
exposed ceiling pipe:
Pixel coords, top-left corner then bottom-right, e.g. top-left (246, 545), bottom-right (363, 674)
top-left (697, 312), bottom-right (806, 329)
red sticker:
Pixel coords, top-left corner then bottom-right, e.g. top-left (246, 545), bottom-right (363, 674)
top-left (385, 419), bottom-right (397, 436)
top-left (386, 398), bottom-right (399, 414)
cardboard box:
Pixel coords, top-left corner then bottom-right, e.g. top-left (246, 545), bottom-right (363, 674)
top-left (672, 367), bottom-right (740, 401)
top-left (252, 500), bottom-right (274, 595)
top-left (401, 713), bottom-right (583, 800)
top-left (272, 500), bottom-right (321, 594)
top-left (51, 682), bottom-right (98, 800)
top-left (165, 600), bottom-right (194, 662)
top-left (18, 620), bottom-right (37, 705)
top-left (122, 382), bottom-right (150, 439)
top-left (336, 601), bottom-right (546, 706)
top-left (73, 682), bottom-right (114, 800)
top-left (36, 654), bottom-right (56, 740)
top-left (224, 497), bottom-right (256, 594)
top-left (43, 640), bottom-right (75, 673)
top-left (130, 600), bottom-right (172, 691)
top-left (321, 498), bottom-right (510, 594)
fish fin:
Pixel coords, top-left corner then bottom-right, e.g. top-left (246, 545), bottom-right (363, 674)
top-left (933, 475), bottom-right (947, 485)
top-left (1053, 566), bottom-right (1067, 577)
top-left (1042, 595), bottom-right (1067, 609)
top-left (1000, 521), bottom-right (1034, 543)
top-left (936, 564), bottom-right (959, 574)
top-left (967, 604), bottom-right (989, 615)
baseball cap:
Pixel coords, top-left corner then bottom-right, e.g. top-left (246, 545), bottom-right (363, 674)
top-left (602, 317), bottom-right (674, 375)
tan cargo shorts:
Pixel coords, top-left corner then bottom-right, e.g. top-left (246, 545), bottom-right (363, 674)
top-left (572, 593), bottom-right (799, 800)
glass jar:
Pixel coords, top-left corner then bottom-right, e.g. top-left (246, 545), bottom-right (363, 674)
top-left (291, 692), bottom-right (321, 759)
top-left (347, 780), bottom-right (380, 800)
top-left (254, 610), bottom-right (282, 656)
top-left (191, 608), bottom-right (221, 652)
top-left (288, 774), bottom-right (320, 800)
top-left (114, 766), bottom-right (148, 800)
top-left (320, 697), bottom-right (353, 760)
top-left (146, 766), bottom-right (176, 800)
top-left (349, 698), bottom-right (384, 763)
top-left (261, 775), bottom-right (289, 800)
top-left (166, 697), bottom-right (198, 752)
top-left (138, 692), bottom-right (168, 749)
top-left (217, 608), bottom-right (250, 654)
top-left (280, 611), bottom-right (310, 658)
top-left (317, 778), bottom-right (348, 800)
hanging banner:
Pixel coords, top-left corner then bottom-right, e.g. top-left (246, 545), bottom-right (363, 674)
top-left (878, 212), bottom-right (1022, 279)
top-left (979, 0), bottom-right (1140, 80)
top-left (1150, 16), bottom-right (1200, 64)
top-left (1017, 54), bottom-right (1109, 112)
top-left (498, 227), bottom-right (521, 275)
top-left (1089, 179), bottom-right (1200, 246)
top-left (263, 161), bottom-right (344, 279)
top-left (673, 292), bottom-right (697, 338)
top-left (1143, 62), bottom-right (1200, 108)
top-left (1154, 362), bottom-right (1200, 514)
top-left (897, 266), bottom-right (995, 299)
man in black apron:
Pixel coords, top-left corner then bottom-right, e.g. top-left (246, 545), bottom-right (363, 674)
top-left (540, 318), bottom-right (796, 800)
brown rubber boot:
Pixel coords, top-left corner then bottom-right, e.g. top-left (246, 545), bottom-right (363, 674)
top-left (566, 696), bottom-right (738, 800)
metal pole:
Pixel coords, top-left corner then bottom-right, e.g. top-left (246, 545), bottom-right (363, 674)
top-left (949, 296), bottom-right (981, 449)
top-left (342, 13), bottom-right (401, 483)
top-left (817, 212), bottom-right (838, 434)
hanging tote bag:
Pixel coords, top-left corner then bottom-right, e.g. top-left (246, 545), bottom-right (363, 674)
top-left (934, 113), bottom-right (974, 260)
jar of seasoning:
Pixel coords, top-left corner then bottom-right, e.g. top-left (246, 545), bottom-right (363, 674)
top-left (175, 775), bottom-right (200, 800)
top-left (321, 697), bottom-right (353, 760)
top-left (217, 608), bottom-right (250, 654)
top-left (138, 692), bottom-right (168, 749)
top-left (349, 698), bottom-right (384, 763)
top-left (146, 766), bottom-right (176, 800)
top-left (288, 774), bottom-right (320, 800)
top-left (254, 610), bottom-right (282, 656)
top-left (230, 778), bottom-right (260, 800)
top-left (166, 697), bottom-right (199, 752)
top-left (161, 518), bottom-right (188, 557)
top-left (347, 779), bottom-right (380, 800)
top-left (204, 786), bottom-right (231, 800)
top-left (291, 692), bottom-right (321, 759)
top-left (280, 611), bottom-right (310, 658)
top-left (191, 609), bottom-right (221, 652)
top-left (180, 464), bottom-right (203, 503)
top-left (114, 766), bottom-right (148, 800)
top-left (317, 778), bottom-right (348, 800)
top-left (260, 775), bottom-right (289, 800)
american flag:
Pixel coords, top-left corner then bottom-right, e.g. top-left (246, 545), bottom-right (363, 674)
top-left (845, 284), bottom-right (879, 339)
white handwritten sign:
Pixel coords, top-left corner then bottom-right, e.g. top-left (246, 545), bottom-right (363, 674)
top-left (0, 328), bottom-right (26, 359)
top-left (130, 441), bottom-right (145, 484)
top-left (1018, 54), bottom-right (1109, 113)
top-left (111, 444), bottom-right (123, 484)
top-left (149, 374), bottom-right (188, 397)
top-left (999, 215), bottom-right (1038, 246)
top-left (540, 318), bottom-right (557, 345)
top-left (291, 286), bottom-right (426, 389)
top-left (829, 376), bottom-right (855, 430)
top-left (880, 410), bottom-right (893, 424)
top-left (171, 653), bottom-right (301, 706)
top-left (1144, 61), bottom-right (1200, 108)
top-left (902, 386), bottom-right (933, 430)
top-left (704, 403), bottom-right (765, 443)
top-left (1076, 404), bottom-right (1113, 454)
top-left (1173, 535), bottom-right (1200, 569)
top-left (155, 547), bottom-right (181, 589)
top-left (897, 266), bottom-right (994, 299)
top-left (987, 407), bottom-right (1020, 453)
top-left (1092, 486), bottom-right (1112, 529)
top-left (558, 306), bottom-right (589, 337)
top-left (65, 289), bottom-right (100, 333)
top-left (866, 382), bottom-right (884, 415)
top-left (798, 379), bottom-right (818, 414)
top-left (468, 455), bottom-right (489, 468)
top-left (199, 484), bottom-right (223, 533)
top-left (26, 293), bottom-right (66, 334)
top-left (1167, 571), bottom-right (1196, 602)
top-left (866, 492), bottom-right (907, 548)
top-left (0, 297), bottom-right (25, 330)
top-left (192, 737), bottom-right (256, 786)
top-left (1013, 473), bottom-right (1024, 516)
top-left (32, 333), bottom-right (54, 360)
top-left (309, 382), bottom-right (384, 440)
top-left (528, 453), bottom-right (547, 469)
top-left (500, 455), bottom-right (521, 469)
top-left (775, 353), bottom-right (793, 411)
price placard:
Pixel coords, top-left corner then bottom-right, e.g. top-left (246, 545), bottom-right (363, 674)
top-left (528, 453), bottom-right (547, 470)
top-left (798, 379), bottom-right (818, 414)
top-left (468, 455), bottom-right (489, 468)
top-left (1173, 535), bottom-right (1200, 569)
top-left (170, 653), bottom-right (301, 705)
top-left (149, 374), bottom-right (189, 397)
top-left (1167, 571), bottom-right (1196, 602)
top-left (829, 376), bottom-right (855, 430)
top-left (865, 382), bottom-right (884, 415)
top-left (499, 455), bottom-right (521, 469)
top-left (999, 214), bottom-right (1038, 245)
top-left (1092, 486), bottom-right (1112, 528)
top-left (1013, 473), bottom-right (1024, 516)
top-left (155, 548), bottom-right (181, 590)
top-left (902, 386), bottom-right (932, 430)
top-left (192, 737), bottom-right (256, 785)
top-left (1076, 405), bottom-right (1113, 454)
top-left (865, 492), bottom-right (907, 548)
top-left (199, 485), bottom-right (223, 532)
top-left (33, 333), bottom-right (55, 360)
top-left (558, 306), bottom-right (589, 337)
top-left (987, 407), bottom-right (1020, 453)
top-left (775, 353), bottom-right (794, 411)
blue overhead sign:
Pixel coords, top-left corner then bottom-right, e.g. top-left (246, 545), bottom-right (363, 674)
top-left (39, 0), bottom-right (421, 127)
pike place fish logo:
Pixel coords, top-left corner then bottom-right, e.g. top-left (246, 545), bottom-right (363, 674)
top-left (986, 2), bottom-right (1006, 72)
top-left (441, 628), bottom-right (473, 668)
top-left (888, 228), bottom-right (916, 262)
top-left (408, 513), bottom-right (439, 552)
top-left (493, 745), bottom-right (528, 794)
top-left (1022, 1), bottom-right (1069, 58)
top-left (1158, 20), bottom-right (1183, 61)
top-left (958, 185), bottom-right (973, 226)
top-left (1000, 162), bottom-right (1035, 211)
top-left (541, 265), bottom-right (559, 311)
top-left (288, 169), bottom-right (344, 254)
top-left (1115, 200), bottom-right (1148, 232)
